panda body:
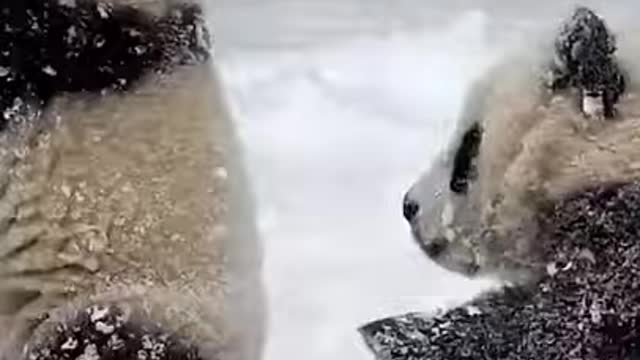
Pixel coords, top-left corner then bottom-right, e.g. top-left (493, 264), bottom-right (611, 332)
top-left (0, 2), bottom-right (263, 360)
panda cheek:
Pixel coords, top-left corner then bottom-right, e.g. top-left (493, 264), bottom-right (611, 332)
top-left (440, 199), bottom-right (455, 227)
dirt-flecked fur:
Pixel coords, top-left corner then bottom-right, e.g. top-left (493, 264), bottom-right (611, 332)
top-left (361, 181), bottom-right (640, 360)
top-left (0, 1), bottom-right (263, 360)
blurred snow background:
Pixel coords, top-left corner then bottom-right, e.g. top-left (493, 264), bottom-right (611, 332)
top-left (207, 1), bottom-right (640, 359)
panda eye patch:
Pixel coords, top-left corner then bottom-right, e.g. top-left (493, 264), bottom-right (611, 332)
top-left (449, 122), bottom-right (482, 194)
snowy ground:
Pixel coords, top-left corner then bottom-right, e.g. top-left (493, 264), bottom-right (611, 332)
top-left (208, 2), bottom-right (639, 360)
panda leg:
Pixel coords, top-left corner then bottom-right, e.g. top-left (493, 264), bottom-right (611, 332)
top-left (358, 286), bottom-right (541, 360)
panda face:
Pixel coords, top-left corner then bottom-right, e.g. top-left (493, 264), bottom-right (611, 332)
top-left (401, 6), bottom-right (635, 285)
top-left (403, 122), bottom-right (488, 278)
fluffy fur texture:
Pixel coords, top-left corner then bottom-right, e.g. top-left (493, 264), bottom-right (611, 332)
top-left (362, 181), bottom-right (640, 359)
top-left (0, 1), bottom-right (263, 360)
top-left (548, 6), bottom-right (626, 119)
top-left (402, 6), bottom-right (640, 285)
top-left (363, 7), bottom-right (640, 359)
top-left (0, 0), bottom-right (210, 130)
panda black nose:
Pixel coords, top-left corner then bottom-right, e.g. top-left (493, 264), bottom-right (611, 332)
top-left (422, 239), bottom-right (447, 257)
top-left (403, 195), bottom-right (420, 222)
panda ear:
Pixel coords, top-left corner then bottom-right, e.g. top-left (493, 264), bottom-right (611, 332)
top-left (449, 122), bottom-right (483, 194)
top-left (550, 6), bottom-right (626, 120)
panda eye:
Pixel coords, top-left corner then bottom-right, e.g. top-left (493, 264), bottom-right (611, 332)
top-left (449, 122), bottom-right (483, 194)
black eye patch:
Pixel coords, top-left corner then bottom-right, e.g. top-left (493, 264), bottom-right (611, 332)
top-left (449, 122), bottom-right (482, 194)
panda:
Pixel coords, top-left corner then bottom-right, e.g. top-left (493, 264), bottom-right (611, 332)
top-left (401, 5), bottom-right (632, 286)
top-left (360, 6), bottom-right (640, 360)
top-left (0, 1), bottom-right (264, 360)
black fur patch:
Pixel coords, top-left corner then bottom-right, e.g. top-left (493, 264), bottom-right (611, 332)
top-left (360, 181), bottom-right (640, 360)
top-left (549, 6), bottom-right (626, 118)
top-left (449, 122), bottom-right (482, 194)
top-left (26, 304), bottom-right (208, 360)
top-left (0, 0), bottom-right (211, 130)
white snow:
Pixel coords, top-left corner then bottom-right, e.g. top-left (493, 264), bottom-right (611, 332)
top-left (212, 5), bottom-right (517, 360)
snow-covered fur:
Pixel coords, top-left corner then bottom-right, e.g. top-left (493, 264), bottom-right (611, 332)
top-left (0, 1), bottom-right (264, 360)
top-left (403, 6), bottom-right (636, 285)
top-left (363, 181), bottom-right (640, 359)
top-left (361, 6), bottom-right (640, 360)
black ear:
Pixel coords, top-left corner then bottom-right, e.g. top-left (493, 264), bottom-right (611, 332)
top-left (449, 122), bottom-right (482, 194)
top-left (549, 6), bottom-right (626, 119)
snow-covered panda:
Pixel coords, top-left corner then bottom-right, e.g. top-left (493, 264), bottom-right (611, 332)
top-left (401, 6), bottom-right (631, 286)
top-left (0, 1), bottom-right (264, 360)
top-left (360, 6), bottom-right (640, 359)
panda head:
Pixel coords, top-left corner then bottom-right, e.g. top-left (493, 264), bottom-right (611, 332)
top-left (402, 6), bottom-right (628, 284)
top-left (403, 122), bottom-right (488, 279)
